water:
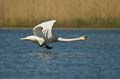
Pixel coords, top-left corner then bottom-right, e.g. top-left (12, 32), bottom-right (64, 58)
top-left (0, 29), bottom-right (120, 79)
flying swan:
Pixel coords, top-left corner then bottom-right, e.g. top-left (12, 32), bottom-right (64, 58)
top-left (20, 20), bottom-right (88, 49)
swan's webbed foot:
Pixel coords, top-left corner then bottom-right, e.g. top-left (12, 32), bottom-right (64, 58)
top-left (45, 45), bottom-right (53, 49)
top-left (40, 44), bottom-right (53, 49)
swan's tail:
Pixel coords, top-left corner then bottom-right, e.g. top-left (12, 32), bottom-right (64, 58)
top-left (20, 38), bottom-right (26, 40)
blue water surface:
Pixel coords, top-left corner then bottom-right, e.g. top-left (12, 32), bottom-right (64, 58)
top-left (0, 29), bottom-right (120, 79)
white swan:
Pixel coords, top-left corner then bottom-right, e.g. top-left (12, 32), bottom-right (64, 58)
top-left (20, 20), bottom-right (88, 49)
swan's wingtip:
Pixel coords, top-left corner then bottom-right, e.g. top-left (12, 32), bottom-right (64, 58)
top-left (51, 20), bottom-right (56, 22)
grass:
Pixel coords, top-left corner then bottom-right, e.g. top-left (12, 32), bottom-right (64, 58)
top-left (56, 18), bottom-right (120, 28)
top-left (0, 0), bottom-right (120, 28)
top-left (1, 18), bottom-right (120, 28)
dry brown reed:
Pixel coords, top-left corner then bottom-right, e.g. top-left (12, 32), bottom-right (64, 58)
top-left (0, 0), bottom-right (120, 28)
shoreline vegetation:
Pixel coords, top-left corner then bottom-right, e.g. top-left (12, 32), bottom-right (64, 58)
top-left (0, 0), bottom-right (120, 28)
top-left (0, 27), bottom-right (120, 30)
top-left (0, 18), bottom-right (120, 28)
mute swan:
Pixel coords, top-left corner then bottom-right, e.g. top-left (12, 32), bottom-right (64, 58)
top-left (20, 20), bottom-right (88, 49)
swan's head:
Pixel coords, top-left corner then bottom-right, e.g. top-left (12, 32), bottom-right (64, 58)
top-left (79, 36), bottom-right (89, 40)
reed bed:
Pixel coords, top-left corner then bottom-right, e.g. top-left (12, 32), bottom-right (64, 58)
top-left (0, 0), bottom-right (120, 28)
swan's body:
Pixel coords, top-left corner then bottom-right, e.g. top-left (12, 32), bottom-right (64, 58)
top-left (20, 20), bottom-right (88, 49)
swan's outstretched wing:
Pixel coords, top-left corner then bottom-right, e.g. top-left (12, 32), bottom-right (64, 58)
top-left (33, 20), bottom-right (56, 39)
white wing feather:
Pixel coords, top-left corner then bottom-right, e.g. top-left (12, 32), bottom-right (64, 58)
top-left (33, 20), bottom-right (56, 39)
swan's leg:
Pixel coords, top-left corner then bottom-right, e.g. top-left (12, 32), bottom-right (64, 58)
top-left (39, 44), bottom-right (53, 49)
top-left (45, 45), bottom-right (53, 49)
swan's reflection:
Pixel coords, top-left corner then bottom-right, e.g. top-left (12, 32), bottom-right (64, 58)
top-left (32, 50), bottom-right (94, 62)
top-left (32, 50), bottom-right (54, 61)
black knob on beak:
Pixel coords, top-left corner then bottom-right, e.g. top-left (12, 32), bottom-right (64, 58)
top-left (84, 36), bottom-right (88, 39)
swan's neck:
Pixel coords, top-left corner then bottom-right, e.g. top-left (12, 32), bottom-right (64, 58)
top-left (57, 37), bottom-right (86, 42)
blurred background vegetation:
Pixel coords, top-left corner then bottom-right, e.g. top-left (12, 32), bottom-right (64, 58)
top-left (0, 0), bottom-right (120, 28)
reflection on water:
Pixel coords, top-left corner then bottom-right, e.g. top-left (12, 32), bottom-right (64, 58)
top-left (33, 50), bottom-right (52, 59)
top-left (0, 30), bottom-right (120, 79)
top-left (32, 50), bottom-right (53, 63)
top-left (32, 50), bottom-right (95, 59)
